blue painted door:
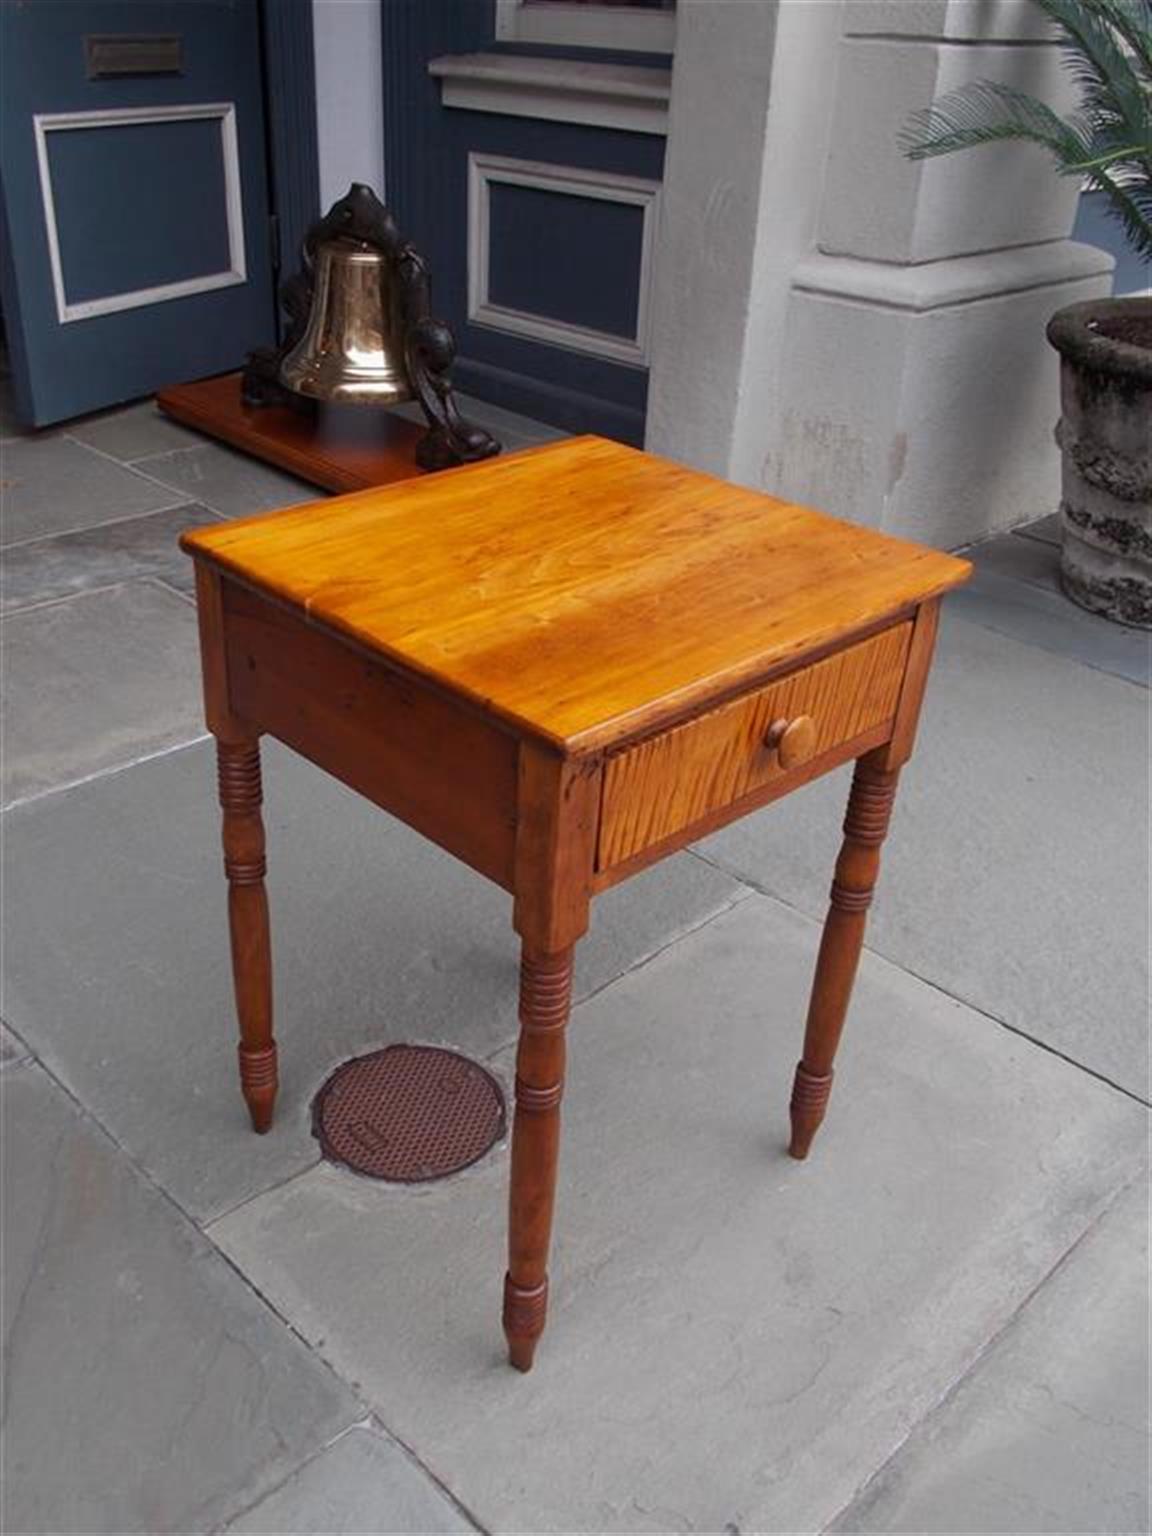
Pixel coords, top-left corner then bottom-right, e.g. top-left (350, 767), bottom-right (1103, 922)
top-left (0, 0), bottom-right (275, 426)
top-left (382, 6), bottom-right (667, 445)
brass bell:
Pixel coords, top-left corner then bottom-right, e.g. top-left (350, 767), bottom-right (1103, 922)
top-left (279, 238), bottom-right (413, 406)
top-left (243, 183), bottom-right (500, 469)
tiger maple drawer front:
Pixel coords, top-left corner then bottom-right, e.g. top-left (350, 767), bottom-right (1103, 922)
top-left (598, 622), bottom-right (913, 870)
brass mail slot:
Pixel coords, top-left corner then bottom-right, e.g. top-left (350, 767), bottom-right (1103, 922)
top-left (85, 35), bottom-right (183, 78)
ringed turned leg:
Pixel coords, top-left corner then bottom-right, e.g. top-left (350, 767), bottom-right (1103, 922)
top-left (216, 737), bottom-right (278, 1133)
top-left (503, 945), bottom-right (574, 1371)
top-left (789, 754), bottom-right (899, 1159)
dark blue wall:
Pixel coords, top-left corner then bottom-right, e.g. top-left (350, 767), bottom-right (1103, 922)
top-left (259, 0), bottom-right (321, 300)
top-left (381, 2), bottom-right (666, 442)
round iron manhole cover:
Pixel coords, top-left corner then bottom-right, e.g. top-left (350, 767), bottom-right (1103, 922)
top-left (312, 1044), bottom-right (506, 1182)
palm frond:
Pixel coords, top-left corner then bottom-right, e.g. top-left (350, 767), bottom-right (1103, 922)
top-left (901, 81), bottom-right (1093, 166)
top-left (901, 0), bottom-right (1152, 259)
top-left (1065, 143), bottom-right (1148, 171)
top-left (1091, 0), bottom-right (1152, 79)
top-left (1039, 0), bottom-right (1152, 148)
top-left (1090, 166), bottom-right (1152, 260)
top-left (1039, 0), bottom-right (1145, 102)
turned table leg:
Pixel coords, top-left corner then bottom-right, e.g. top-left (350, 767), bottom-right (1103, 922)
top-left (503, 945), bottom-right (574, 1371)
top-left (216, 737), bottom-right (278, 1133)
top-left (789, 755), bottom-right (899, 1159)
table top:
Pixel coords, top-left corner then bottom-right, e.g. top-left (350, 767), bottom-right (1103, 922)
top-left (182, 436), bottom-right (970, 752)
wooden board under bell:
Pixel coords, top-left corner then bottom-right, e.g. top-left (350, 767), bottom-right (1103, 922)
top-left (156, 371), bottom-right (429, 494)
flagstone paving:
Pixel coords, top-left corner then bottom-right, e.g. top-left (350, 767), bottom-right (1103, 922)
top-left (829, 1174), bottom-right (1150, 1535)
top-left (209, 895), bottom-right (1147, 1536)
top-left (698, 611), bottom-right (1150, 1099)
top-left (1, 386), bottom-right (1147, 1532)
top-left (0, 1019), bottom-right (29, 1069)
top-left (2, 734), bottom-right (745, 1223)
top-left (1, 580), bottom-right (205, 807)
top-left (1, 1063), bottom-right (361, 1536)
top-left (223, 1426), bottom-right (480, 1534)
top-left (1, 500), bottom-right (220, 613)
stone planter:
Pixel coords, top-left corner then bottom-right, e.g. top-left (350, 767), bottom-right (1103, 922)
top-left (1046, 296), bottom-right (1152, 628)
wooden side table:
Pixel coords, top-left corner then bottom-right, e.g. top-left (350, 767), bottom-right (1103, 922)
top-left (182, 437), bottom-right (970, 1371)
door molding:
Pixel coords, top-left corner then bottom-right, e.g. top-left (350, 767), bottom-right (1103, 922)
top-left (33, 102), bottom-right (246, 324)
top-left (379, 0), bottom-right (657, 444)
top-left (467, 152), bottom-right (660, 367)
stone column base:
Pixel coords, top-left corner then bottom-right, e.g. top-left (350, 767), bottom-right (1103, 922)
top-left (761, 241), bottom-right (1113, 548)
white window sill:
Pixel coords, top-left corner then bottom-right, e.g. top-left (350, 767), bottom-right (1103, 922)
top-left (428, 53), bottom-right (671, 137)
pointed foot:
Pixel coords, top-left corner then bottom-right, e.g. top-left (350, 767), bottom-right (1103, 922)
top-left (507, 1336), bottom-right (538, 1372)
top-left (240, 1044), bottom-right (278, 1135)
top-left (247, 1098), bottom-right (276, 1134)
top-left (788, 1062), bottom-right (833, 1160)
top-left (503, 1274), bottom-right (548, 1373)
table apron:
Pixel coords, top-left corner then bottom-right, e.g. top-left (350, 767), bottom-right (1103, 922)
top-left (221, 580), bottom-right (519, 889)
top-left (213, 585), bottom-right (924, 912)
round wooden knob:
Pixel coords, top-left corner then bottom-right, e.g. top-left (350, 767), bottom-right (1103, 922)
top-left (764, 714), bottom-right (817, 769)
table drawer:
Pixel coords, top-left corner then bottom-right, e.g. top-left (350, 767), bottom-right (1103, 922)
top-left (598, 622), bottom-right (912, 869)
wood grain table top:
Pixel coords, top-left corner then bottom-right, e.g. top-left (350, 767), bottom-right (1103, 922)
top-left (181, 436), bottom-right (970, 753)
